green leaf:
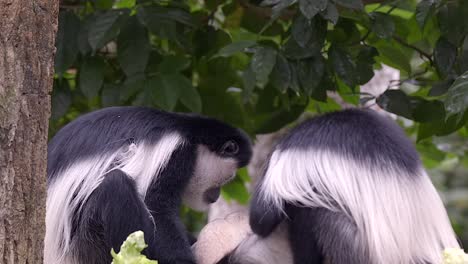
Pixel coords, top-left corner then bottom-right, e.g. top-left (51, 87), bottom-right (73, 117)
top-left (88, 10), bottom-right (124, 51)
top-left (415, 0), bottom-right (435, 29)
top-left (329, 45), bottom-right (357, 88)
top-left (193, 27), bottom-right (232, 58)
top-left (412, 99), bottom-right (445, 123)
top-left (356, 46), bottom-right (378, 85)
top-left (171, 74), bottom-right (202, 113)
top-left (138, 6), bottom-right (196, 29)
top-left (299, 0), bottom-right (327, 20)
top-left (221, 176), bottom-right (250, 205)
top-left (159, 55), bottom-right (191, 74)
top-left (78, 16), bottom-right (94, 55)
top-left (260, 0), bottom-right (282, 6)
top-left (121, 74), bottom-right (145, 102)
top-left (376, 90), bottom-right (412, 119)
top-left (434, 37), bottom-right (457, 77)
top-left (288, 62), bottom-right (301, 93)
top-left (437, 2), bottom-right (465, 45)
top-left (375, 40), bottom-right (412, 74)
top-left (429, 79), bottom-right (454, 97)
top-left (96, 0), bottom-right (114, 10)
top-left (371, 12), bottom-right (395, 39)
top-left (113, 0), bottom-right (136, 9)
top-left (445, 71), bottom-right (468, 118)
top-left (251, 47), bottom-right (277, 88)
top-left (270, 53), bottom-right (291, 93)
top-left (320, 2), bottom-right (339, 24)
top-left (117, 17), bottom-right (150, 76)
top-left (297, 57), bottom-right (324, 96)
top-left (102, 84), bottom-right (121, 107)
top-left (80, 57), bottom-right (105, 99)
top-left (334, 0), bottom-right (363, 10)
top-left (146, 75), bottom-right (180, 111)
top-left (417, 112), bottom-right (468, 141)
top-left (271, 0), bottom-right (296, 21)
top-left (284, 17), bottom-right (327, 59)
top-left (55, 11), bottom-right (80, 76)
top-left (215, 41), bottom-right (256, 58)
top-left (459, 37), bottom-right (468, 73)
top-left (51, 80), bottom-right (72, 120)
top-left (292, 15), bottom-right (312, 48)
top-left (254, 101), bottom-right (308, 134)
top-left (242, 66), bottom-right (256, 101)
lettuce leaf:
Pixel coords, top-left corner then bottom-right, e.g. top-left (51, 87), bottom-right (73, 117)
top-left (111, 231), bottom-right (158, 264)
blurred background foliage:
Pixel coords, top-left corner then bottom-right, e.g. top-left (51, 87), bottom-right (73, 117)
top-left (53, 0), bottom-right (468, 245)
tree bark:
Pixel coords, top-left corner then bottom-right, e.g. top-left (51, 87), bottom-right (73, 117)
top-left (0, 1), bottom-right (59, 263)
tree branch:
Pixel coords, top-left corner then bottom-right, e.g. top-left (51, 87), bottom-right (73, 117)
top-left (393, 36), bottom-right (434, 65)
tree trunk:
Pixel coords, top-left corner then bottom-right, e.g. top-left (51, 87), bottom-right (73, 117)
top-left (0, 1), bottom-right (59, 263)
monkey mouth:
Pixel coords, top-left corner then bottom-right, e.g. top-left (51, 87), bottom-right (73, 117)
top-left (203, 187), bottom-right (221, 204)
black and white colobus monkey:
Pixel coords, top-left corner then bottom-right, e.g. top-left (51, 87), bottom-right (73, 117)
top-left (246, 109), bottom-right (460, 264)
top-left (44, 106), bottom-right (252, 264)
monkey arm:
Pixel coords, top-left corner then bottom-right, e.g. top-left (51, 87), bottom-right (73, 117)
top-left (143, 144), bottom-right (197, 264)
top-left (89, 170), bottom-right (159, 261)
top-left (249, 190), bottom-right (285, 238)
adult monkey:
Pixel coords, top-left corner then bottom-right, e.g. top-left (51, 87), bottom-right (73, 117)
top-left (45, 107), bottom-right (252, 264)
top-left (250, 109), bottom-right (460, 264)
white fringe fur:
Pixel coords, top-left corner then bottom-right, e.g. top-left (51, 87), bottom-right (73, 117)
top-left (260, 149), bottom-right (460, 264)
top-left (45, 133), bottom-right (184, 264)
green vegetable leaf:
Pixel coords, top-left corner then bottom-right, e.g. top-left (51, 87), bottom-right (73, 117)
top-left (434, 37), bottom-right (457, 77)
top-left (111, 231), bottom-right (157, 264)
top-left (55, 11), bottom-right (80, 76)
top-left (118, 17), bottom-right (150, 76)
top-left (80, 56), bottom-right (106, 99)
top-left (445, 71), bottom-right (468, 118)
top-left (299, 0), bottom-right (327, 20)
top-left (251, 47), bottom-right (277, 88)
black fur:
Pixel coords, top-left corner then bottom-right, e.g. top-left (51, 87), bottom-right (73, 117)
top-left (47, 106), bottom-right (252, 264)
top-left (249, 109), bottom-right (424, 264)
top-left (276, 109), bottom-right (420, 173)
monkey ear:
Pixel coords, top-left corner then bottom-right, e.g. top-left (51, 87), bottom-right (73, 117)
top-left (192, 213), bottom-right (250, 264)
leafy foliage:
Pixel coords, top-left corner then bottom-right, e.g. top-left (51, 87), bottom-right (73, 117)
top-left (53, 0), bottom-right (468, 239)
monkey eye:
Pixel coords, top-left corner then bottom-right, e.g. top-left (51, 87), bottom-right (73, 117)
top-left (221, 140), bottom-right (239, 155)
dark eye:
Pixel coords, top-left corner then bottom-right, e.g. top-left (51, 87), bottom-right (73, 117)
top-left (221, 140), bottom-right (239, 155)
